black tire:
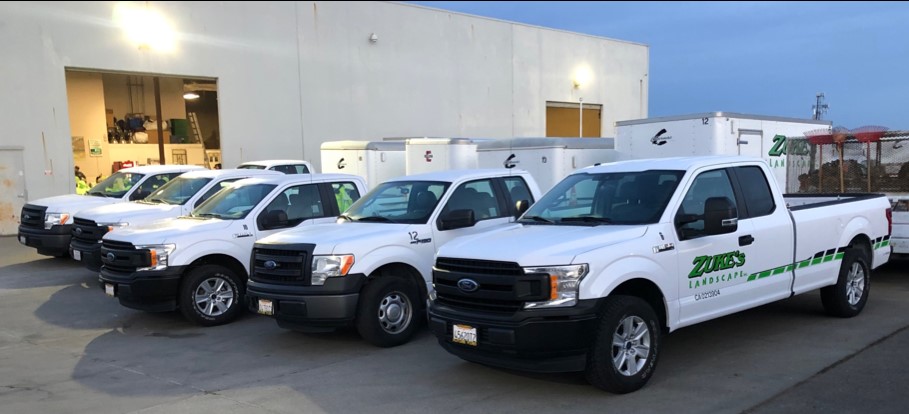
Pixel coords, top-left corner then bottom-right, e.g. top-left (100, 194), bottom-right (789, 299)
top-left (356, 275), bottom-right (421, 347)
top-left (821, 248), bottom-right (870, 318)
top-left (178, 264), bottom-right (244, 327)
top-left (585, 295), bottom-right (661, 394)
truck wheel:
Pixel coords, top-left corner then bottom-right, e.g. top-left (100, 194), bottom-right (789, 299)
top-left (356, 276), bottom-right (420, 347)
top-left (821, 249), bottom-right (870, 318)
top-left (179, 265), bottom-right (243, 327)
top-left (585, 295), bottom-right (660, 394)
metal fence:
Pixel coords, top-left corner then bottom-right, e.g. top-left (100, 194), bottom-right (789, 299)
top-left (785, 131), bottom-right (909, 194)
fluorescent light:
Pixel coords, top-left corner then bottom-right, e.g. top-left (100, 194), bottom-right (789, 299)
top-left (183, 92), bottom-right (200, 100)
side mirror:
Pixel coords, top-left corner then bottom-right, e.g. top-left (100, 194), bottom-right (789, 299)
top-left (262, 210), bottom-right (288, 230)
top-left (439, 209), bottom-right (476, 231)
top-left (703, 197), bottom-right (738, 235)
top-left (515, 199), bottom-right (531, 218)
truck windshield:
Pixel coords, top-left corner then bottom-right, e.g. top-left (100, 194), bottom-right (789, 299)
top-left (143, 177), bottom-right (213, 205)
top-left (87, 172), bottom-right (145, 198)
top-left (520, 170), bottom-right (685, 226)
top-left (343, 181), bottom-right (449, 224)
top-left (191, 183), bottom-right (277, 220)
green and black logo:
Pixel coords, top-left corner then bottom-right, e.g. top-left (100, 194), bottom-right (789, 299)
top-left (689, 250), bottom-right (746, 278)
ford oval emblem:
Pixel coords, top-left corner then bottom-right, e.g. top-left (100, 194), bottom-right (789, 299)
top-left (105, 252), bottom-right (116, 262)
top-left (75, 228), bottom-right (83, 235)
top-left (264, 260), bottom-right (278, 270)
top-left (457, 278), bottom-right (479, 293)
top-left (23, 214), bottom-right (31, 221)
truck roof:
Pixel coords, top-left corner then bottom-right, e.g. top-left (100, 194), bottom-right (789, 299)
top-left (320, 140), bottom-right (405, 151)
top-left (615, 112), bottom-right (832, 127)
top-left (118, 164), bottom-right (206, 174)
top-left (237, 159), bottom-right (311, 167)
top-left (228, 173), bottom-right (364, 187)
top-left (176, 168), bottom-right (283, 179)
top-left (387, 168), bottom-right (531, 183)
top-left (581, 155), bottom-right (765, 174)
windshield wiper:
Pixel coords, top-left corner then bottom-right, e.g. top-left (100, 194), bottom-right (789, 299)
top-left (356, 216), bottom-right (396, 223)
top-left (145, 197), bottom-right (171, 205)
top-left (338, 214), bottom-right (353, 222)
top-left (520, 215), bottom-right (553, 224)
top-left (193, 212), bottom-right (223, 219)
top-left (560, 216), bottom-right (613, 225)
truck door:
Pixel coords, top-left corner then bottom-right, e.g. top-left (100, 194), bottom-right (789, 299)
top-left (253, 183), bottom-right (353, 240)
top-left (430, 178), bottom-right (516, 250)
top-left (674, 168), bottom-right (757, 326)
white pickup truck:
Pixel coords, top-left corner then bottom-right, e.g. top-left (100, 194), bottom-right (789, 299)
top-left (18, 164), bottom-right (204, 257)
top-left (428, 156), bottom-right (892, 393)
top-left (237, 159), bottom-right (315, 174)
top-left (71, 169), bottom-right (282, 271)
top-left (246, 169), bottom-right (542, 347)
top-left (97, 173), bottom-right (366, 326)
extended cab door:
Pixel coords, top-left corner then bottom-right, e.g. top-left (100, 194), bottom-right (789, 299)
top-left (253, 181), bottom-right (362, 239)
top-left (674, 165), bottom-right (794, 326)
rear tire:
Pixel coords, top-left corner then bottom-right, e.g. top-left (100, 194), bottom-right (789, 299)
top-left (356, 275), bottom-right (421, 347)
top-left (821, 249), bottom-right (870, 318)
top-left (585, 295), bottom-right (660, 394)
top-left (179, 265), bottom-right (244, 327)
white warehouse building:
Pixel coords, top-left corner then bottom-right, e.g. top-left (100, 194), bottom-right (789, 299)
top-left (0, 1), bottom-right (648, 232)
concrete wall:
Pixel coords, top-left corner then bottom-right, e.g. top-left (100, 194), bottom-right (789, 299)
top-left (0, 1), bottom-right (647, 201)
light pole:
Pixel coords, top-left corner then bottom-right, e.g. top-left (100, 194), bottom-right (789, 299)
top-left (579, 97), bottom-right (583, 137)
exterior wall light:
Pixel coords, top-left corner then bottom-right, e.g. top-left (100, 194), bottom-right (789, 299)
top-left (113, 2), bottom-right (177, 52)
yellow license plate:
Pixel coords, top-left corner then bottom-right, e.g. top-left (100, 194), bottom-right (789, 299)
top-left (452, 324), bottom-right (477, 346)
top-left (258, 299), bottom-right (274, 316)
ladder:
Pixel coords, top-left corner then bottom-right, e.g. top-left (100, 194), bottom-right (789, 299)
top-left (188, 112), bottom-right (203, 145)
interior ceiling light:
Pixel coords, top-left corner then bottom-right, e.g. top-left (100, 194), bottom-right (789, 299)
top-left (183, 92), bottom-right (200, 100)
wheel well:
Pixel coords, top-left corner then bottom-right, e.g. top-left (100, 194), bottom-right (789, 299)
top-left (368, 263), bottom-right (427, 304)
top-left (608, 278), bottom-right (668, 331)
top-left (188, 254), bottom-right (248, 285)
top-left (847, 234), bottom-right (873, 262)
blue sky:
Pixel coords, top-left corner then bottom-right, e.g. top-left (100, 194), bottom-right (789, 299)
top-left (410, 1), bottom-right (909, 129)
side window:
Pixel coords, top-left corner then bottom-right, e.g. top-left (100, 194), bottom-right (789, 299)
top-left (195, 178), bottom-right (241, 207)
top-left (676, 169), bottom-right (737, 239)
top-left (130, 173), bottom-right (180, 201)
top-left (270, 165), bottom-right (296, 174)
top-left (259, 184), bottom-right (325, 229)
top-left (735, 166), bottom-right (775, 218)
top-left (503, 177), bottom-right (534, 205)
top-left (331, 182), bottom-right (361, 213)
top-left (294, 164), bottom-right (310, 174)
top-left (441, 179), bottom-right (504, 222)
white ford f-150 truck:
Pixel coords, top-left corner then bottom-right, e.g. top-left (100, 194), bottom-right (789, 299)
top-left (246, 169), bottom-right (542, 347)
top-left (98, 173), bottom-right (366, 326)
top-left (18, 164), bottom-right (204, 257)
top-left (71, 168), bottom-right (281, 271)
top-left (428, 156), bottom-right (892, 393)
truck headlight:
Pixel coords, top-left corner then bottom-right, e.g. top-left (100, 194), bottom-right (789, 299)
top-left (311, 255), bottom-right (354, 286)
top-left (136, 244), bottom-right (176, 271)
top-left (44, 213), bottom-right (71, 229)
top-left (523, 264), bottom-right (588, 309)
top-left (98, 222), bottom-right (129, 232)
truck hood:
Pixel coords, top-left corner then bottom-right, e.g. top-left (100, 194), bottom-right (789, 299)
top-left (439, 224), bottom-right (648, 266)
top-left (104, 217), bottom-right (232, 245)
top-left (257, 222), bottom-right (411, 254)
top-left (29, 194), bottom-right (120, 213)
top-left (76, 202), bottom-right (181, 225)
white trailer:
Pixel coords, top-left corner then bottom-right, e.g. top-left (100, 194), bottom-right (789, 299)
top-left (615, 112), bottom-right (831, 189)
top-left (320, 141), bottom-right (405, 188)
top-left (477, 137), bottom-right (617, 192)
top-left (405, 138), bottom-right (483, 176)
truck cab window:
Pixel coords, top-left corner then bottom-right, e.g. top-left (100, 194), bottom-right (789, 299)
top-left (735, 166), bottom-right (775, 218)
top-left (130, 173), bottom-right (181, 201)
top-left (676, 169), bottom-right (737, 239)
top-left (441, 179), bottom-right (502, 221)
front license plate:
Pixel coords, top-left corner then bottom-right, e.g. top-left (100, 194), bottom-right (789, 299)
top-left (258, 299), bottom-right (274, 316)
top-left (72, 249), bottom-right (82, 261)
top-left (18, 235), bottom-right (26, 244)
top-left (452, 324), bottom-right (477, 346)
top-left (104, 283), bottom-right (115, 297)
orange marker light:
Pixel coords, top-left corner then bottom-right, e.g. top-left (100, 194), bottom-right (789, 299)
top-left (550, 275), bottom-right (559, 300)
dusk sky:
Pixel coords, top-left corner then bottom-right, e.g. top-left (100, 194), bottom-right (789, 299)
top-left (411, 1), bottom-right (909, 130)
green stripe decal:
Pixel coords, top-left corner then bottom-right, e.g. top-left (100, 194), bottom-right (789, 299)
top-left (811, 257), bottom-right (823, 265)
top-left (772, 267), bottom-right (786, 275)
top-left (747, 250), bottom-right (849, 283)
top-left (834, 252), bottom-right (844, 260)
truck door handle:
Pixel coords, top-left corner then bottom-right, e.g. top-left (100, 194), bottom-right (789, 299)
top-left (739, 235), bottom-right (754, 246)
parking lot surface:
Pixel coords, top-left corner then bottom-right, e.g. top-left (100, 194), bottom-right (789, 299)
top-left (1, 236), bottom-right (907, 413)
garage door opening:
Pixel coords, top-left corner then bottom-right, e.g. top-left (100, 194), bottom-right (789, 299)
top-left (546, 101), bottom-right (602, 138)
top-left (65, 69), bottom-right (221, 190)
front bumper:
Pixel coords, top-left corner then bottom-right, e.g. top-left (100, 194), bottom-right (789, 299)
top-left (428, 299), bottom-right (601, 373)
top-left (18, 225), bottom-right (72, 257)
top-left (99, 265), bottom-right (188, 312)
top-left (246, 273), bottom-right (367, 330)
top-left (70, 240), bottom-right (103, 271)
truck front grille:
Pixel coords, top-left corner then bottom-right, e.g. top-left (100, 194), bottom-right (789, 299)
top-left (433, 257), bottom-right (550, 313)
